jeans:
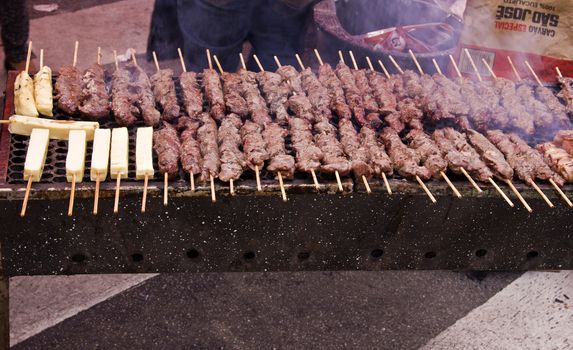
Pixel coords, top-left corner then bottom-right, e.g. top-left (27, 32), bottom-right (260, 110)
top-left (0, 0), bottom-right (29, 64)
top-left (176, 0), bottom-right (312, 72)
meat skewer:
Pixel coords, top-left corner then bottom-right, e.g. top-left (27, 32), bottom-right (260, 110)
top-left (239, 53), bottom-right (265, 191)
top-left (153, 122), bottom-right (181, 206)
top-left (253, 55), bottom-right (293, 201)
top-left (151, 51), bottom-right (180, 122)
top-left (536, 142), bottom-right (573, 207)
top-left (197, 111), bottom-right (220, 202)
top-left (55, 41), bottom-right (82, 115)
top-left (406, 52), bottom-right (462, 197)
top-left (313, 49), bottom-right (352, 192)
top-left (177, 48), bottom-right (202, 191)
top-left (203, 49), bottom-right (226, 122)
top-left (274, 56), bottom-right (321, 190)
top-left (447, 55), bottom-right (514, 206)
top-left (79, 47), bottom-right (110, 120)
top-left (212, 55), bottom-right (247, 195)
top-left (178, 48), bottom-right (203, 121)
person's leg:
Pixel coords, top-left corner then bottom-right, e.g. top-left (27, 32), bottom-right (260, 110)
top-left (0, 0), bottom-right (30, 70)
top-left (177, 0), bottom-right (254, 72)
top-left (146, 0), bottom-right (184, 62)
top-left (247, 0), bottom-right (312, 71)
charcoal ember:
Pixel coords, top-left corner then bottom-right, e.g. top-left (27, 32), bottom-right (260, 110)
top-left (203, 69), bottom-right (226, 122)
top-left (151, 68), bottom-right (180, 122)
top-left (79, 63), bottom-right (110, 119)
top-left (241, 120), bottom-right (269, 171)
top-left (179, 71), bottom-right (203, 119)
top-left (197, 113), bottom-right (220, 182)
top-left (153, 122), bottom-right (181, 178)
top-left (218, 114), bottom-right (246, 182)
top-left (55, 66), bottom-right (82, 114)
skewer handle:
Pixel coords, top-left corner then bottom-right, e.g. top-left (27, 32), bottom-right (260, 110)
top-left (377, 60), bottom-right (391, 79)
top-left (365, 56), bottom-right (374, 71)
top-left (72, 41), bottom-right (79, 68)
top-left (463, 48), bottom-right (482, 82)
top-left (388, 55), bottom-right (404, 74)
top-left (488, 178), bottom-right (514, 207)
top-left (415, 176), bottom-right (436, 203)
top-left (460, 167), bottom-right (482, 193)
top-left (177, 48), bottom-right (187, 72)
top-left (335, 171), bottom-right (343, 192)
top-left (530, 180), bottom-right (553, 208)
top-left (210, 175), bottom-right (217, 202)
top-left (114, 175), bottom-right (121, 214)
top-left (362, 175), bottom-right (372, 194)
top-left (313, 49), bottom-right (324, 66)
top-left (311, 169), bottom-right (320, 190)
top-left (255, 165), bottom-right (262, 192)
top-left (253, 54), bottom-right (264, 72)
top-left (152, 51), bottom-right (161, 72)
top-left (505, 179), bottom-right (532, 213)
top-left (68, 174), bottom-right (76, 217)
top-left (20, 177), bottom-right (33, 217)
top-left (277, 172), bottom-right (287, 202)
top-left (93, 174), bottom-right (100, 215)
top-left (549, 178), bottom-right (572, 207)
top-left (190, 172), bottom-right (196, 192)
top-left (295, 54), bottom-right (305, 70)
top-left (239, 53), bottom-right (247, 70)
top-left (408, 49), bottom-right (424, 75)
top-left (524, 61), bottom-right (543, 86)
top-left (25, 41), bottom-right (33, 73)
top-left (441, 171), bottom-right (461, 198)
top-left (141, 174), bottom-right (148, 213)
top-left (432, 58), bottom-right (442, 76)
top-left (206, 49), bottom-right (212, 69)
top-left (229, 179), bottom-right (235, 196)
top-left (381, 172), bottom-right (392, 195)
top-left (163, 172), bottom-right (168, 206)
top-left (506, 56), bottom-right (521, 81)
top-left (449, 55), bottom-right (462, 78)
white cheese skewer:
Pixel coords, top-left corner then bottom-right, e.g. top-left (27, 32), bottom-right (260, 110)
top-left (90, 129), bottom-right (111, 215)
top-left (136, 127), bottom-right (155, 213)
top-left (110, 128), bottom-right (129, 213)
top-left (21, 128), bottom-right (50, 217)
top-left (66, 130), bottom-right (87, 216)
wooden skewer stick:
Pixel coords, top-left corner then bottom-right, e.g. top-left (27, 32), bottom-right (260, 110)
top-left (549, 178), bottom-right (572, 207)
top-left (377, 60), bottom-right (391, 79)
top-left (441, 171), bottom-right (462, 198)
top-left (72, 41), bottom-right (79, 68)
top-left (529, 180), bottom-right (554, 208)
top-left (432, 58), bottom-right (442, 75)
top-left (416, 175), bottom-right (436, 203)
top-left (255, 165), bottom-right (262, 192)
top-left (20, 177), bottom-right (33, 217)
top-left (335, 171), bottom-right (343, 192)
top-left (556, 67), bottom-right (563, 78)
top-left (524, 61), bottom-right (543, 86)
top-left (93, 173), bottom-right (101, 215)
top-left (362, 175), bottom-right (372, 194)
top-left (408, 49), bottom-right (424, 75)
top-left (311, 169), bottom-right (320, 190)
top-left (39, 48), bottom-right (44, 70)
top-left (348, 50), bottom-right (358, 70)
top-left (97, 47), bottom-right (101, 65)
top-left (25, 41), bottom-right (33, 73)
top-left (505, 179), bottom-right (532, 212)
top-left (131, 49), bottom-right (138, 66)
top-left (189, 173), bottom-right (195, 192)
top-left (277, 172), bottom-right (287, 202)
top-left (460, 167), bottom-right (483, 193)
top-left (482, 58), bottom-right (497, 79)
top-left (313, 49), bottom-right (324, 66)
top-left (381, 172), bottom-right (392, 195)
top-left (449, 55), bottom-right (462, 78)
top-left (239, 53), bottom-right (247, 71)
top-left (114, 174), bottom-right (121, 214)
top-left (68, 174), bottom-right (76, 217)
top-left (463, 48), bottom-right (482, 82)
top-left (206, 49), bottom-right (213, 69)
top-left (163, 172), bottom-right (169, 206)
top-left (210, 175), bottom-right (216, 202)
top-left (230, 179), bottom-right (235, 196)
top-left (338, 50), bottom-right (345, 64)
top-left (273, 55), bottom-right (282, 69)
top-left (506, 56), bottom-right (521, 81)
top-left (253, 54), bottom-right (265, 72)
top-left (388, 55), bottom-right (404, 74)
top-left (152, 51), bottom-right (161, 72)
top-left (295, 53), bottom-right (305, 70)
top-left (141, 174), bottom-right (149, 213)
top-left (213, 55), bottom-right (224, 75)
top-left (177, 48), bottom-right (187, 72)
top-left (113, 50), bottom-right (119, 70)
top-left (488, 177), bottom-right (514, 207)
top-left (365, 56), bottom-right (374, 71)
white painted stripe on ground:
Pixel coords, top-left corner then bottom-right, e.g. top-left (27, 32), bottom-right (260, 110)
top-left (421, 271), bottom-right (573, 350)
top-left (9, 273), bottom-right (157, 346)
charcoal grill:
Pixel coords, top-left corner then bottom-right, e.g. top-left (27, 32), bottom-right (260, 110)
top-left (1, 68), bottom-right (573, 348)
